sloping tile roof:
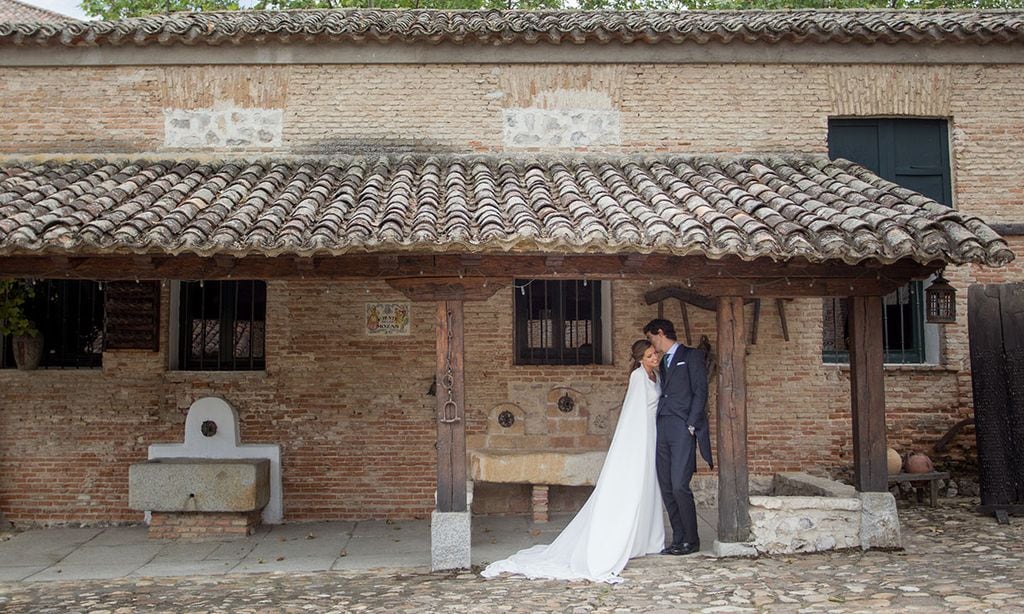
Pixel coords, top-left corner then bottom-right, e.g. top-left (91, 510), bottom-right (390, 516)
top-left (0, 0), bottom-right (72, 23)
top-left (0, 154), bottom-right (1013, 267)
top-left (1, 9), bottom-right (1022, 48)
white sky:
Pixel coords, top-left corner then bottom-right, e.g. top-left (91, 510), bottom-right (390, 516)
top-left (19, 0), bottom-right (90, 20)
top-left (18, 0), bottom-right (259, 21)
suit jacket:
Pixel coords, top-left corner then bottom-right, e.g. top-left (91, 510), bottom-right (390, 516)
top-left (659, 345), bottom-right (714, 469)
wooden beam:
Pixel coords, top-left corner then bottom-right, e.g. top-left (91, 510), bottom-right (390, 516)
top-left (750, 299), bottom-right (761, 345)
top-left (436, 300), bottom-right (467, 513)
top-left (0, 253), bottom-right (938, 297)
top-left (848, 296), bottom-right (888, 492)
top-left (716, 296), bottom-right (750, 543)
top-left (678, 299), bottom-right (691, 345)
top-left (386, 277), bottom-right (503, 302)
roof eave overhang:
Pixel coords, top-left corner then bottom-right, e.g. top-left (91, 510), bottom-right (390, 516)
top-left (3, 39), bottom-right (1024, 68)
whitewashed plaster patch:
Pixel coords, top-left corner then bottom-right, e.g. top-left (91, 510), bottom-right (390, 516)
top-left (503, 88), bottom-right (621, 149)
top-left (503, 108), bottom-right (621, 148)
top-left (164, 106), bottom-right (283, 149)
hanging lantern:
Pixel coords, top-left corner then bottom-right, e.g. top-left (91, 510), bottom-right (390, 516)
top-left (925, 272), bottom-right (957, 323)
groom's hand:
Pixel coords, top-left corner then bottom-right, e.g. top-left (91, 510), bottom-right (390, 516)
top-left (688, 425), bottom-right (695, 436)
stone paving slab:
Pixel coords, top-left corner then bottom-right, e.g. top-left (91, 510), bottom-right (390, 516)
top-left (59, 543), bottom-right (166, 566)
top-left (0, 568), bottom-right (46, 582)
top-left (1, 500), bottom-right (1021, 612)
top-left (24, 563), bottom-right (145, 582)
top-left (0, 528), bottom-right (103, 568)
top-left (130, 560), bottom-right (238, 578)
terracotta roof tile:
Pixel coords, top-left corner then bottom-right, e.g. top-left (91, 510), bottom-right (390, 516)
top-left (0, 154), bottom-right (1013, 267)
top-left (0, 0), bottom-right (72, 23)
top-left (1, 9), bottom-right (1022, 48)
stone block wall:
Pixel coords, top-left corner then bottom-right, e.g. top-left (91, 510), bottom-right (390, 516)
top-left (0, 60), bottom-right (1022, 524)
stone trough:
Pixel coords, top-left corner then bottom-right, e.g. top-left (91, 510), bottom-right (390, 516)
top-left (128, 397), bottom-right (282, 539)
top-left (129, 458), bottom-right (271, 513)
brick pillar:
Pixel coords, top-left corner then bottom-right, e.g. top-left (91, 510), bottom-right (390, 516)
top-left (531, 485), bottom-right (550, 523)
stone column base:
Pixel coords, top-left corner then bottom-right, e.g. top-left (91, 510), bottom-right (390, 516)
top-left (712, 539), bottom-right (758, 558)
top-left (858, 491), bottom-right (902, 550)
top-left (431, 509), bottom-right (471, 571)
top-left (148, 511), bottom-right (261, 540)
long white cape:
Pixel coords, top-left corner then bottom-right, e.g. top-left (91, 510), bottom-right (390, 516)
top-left (480, 367), bottom-right (665, 583)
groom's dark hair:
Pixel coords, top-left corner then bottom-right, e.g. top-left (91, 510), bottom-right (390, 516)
top-left (643, 318), bottom-right (677, 341)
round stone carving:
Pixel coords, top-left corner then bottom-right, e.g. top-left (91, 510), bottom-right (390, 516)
top-left (200, 420), bottom-right (218, 437)
top-left (557, 393), bottom-right (575, 413)
top-left (497, 410), bottom-right (515, 428)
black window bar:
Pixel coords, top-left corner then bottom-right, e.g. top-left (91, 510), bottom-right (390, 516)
top-left (514, 279), bottom-right (602, 366)
top-left (822, 282), bottom-right (925, 365)
top-left (179, 280), bottom-right (266, 371)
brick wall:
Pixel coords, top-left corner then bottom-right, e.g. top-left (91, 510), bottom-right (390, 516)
top-left (0, 60), bottom-right (1021, 523)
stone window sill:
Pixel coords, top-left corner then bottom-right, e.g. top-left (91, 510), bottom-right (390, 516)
top-left (827, 363), bottom-right (959, 374)
top-left (164, 370), bottom-right (269, 383)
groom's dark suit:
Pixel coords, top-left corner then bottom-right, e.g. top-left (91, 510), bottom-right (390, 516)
top-left (657, 343), bottom-right (713, 549)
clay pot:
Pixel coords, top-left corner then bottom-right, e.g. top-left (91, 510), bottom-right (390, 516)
top-left (887, 447), bottom-right (903, 475)
top-left (12, 333), bottom-right (43, 370)
top-left (906, 452), bottom-right (934, 474)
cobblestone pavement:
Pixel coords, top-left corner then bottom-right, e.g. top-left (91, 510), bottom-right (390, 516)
top-left (0, 499), bottom-right (1021, 613)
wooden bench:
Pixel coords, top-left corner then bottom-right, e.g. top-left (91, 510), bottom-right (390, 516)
top-left (887, 471), bottom-right (950, 507)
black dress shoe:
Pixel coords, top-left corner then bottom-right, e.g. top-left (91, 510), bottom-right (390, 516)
top-left (666, 542), bottom-right (700, 555)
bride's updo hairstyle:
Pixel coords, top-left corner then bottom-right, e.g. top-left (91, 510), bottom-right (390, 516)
top-left (629, 339), bottom-right (652, 373)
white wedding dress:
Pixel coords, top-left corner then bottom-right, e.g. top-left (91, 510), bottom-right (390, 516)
top-left (481, 367), bottom-right (665, 583)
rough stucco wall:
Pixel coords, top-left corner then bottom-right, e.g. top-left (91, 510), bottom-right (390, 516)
top-left (0, 60), bottom-right (1022, 522)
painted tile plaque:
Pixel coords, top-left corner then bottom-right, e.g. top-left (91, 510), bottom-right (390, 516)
top-left (365, 302), bottom-right (411, 336)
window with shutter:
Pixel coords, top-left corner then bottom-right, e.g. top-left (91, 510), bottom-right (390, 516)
top-left (824, 118), bottom-right (951, 364)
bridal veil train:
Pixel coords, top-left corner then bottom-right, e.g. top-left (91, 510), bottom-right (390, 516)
top-left (480, 366), bottom-right (665, 583)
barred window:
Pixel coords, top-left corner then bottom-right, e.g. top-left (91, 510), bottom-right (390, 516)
top-left (1, 280), bottom-right (104, 369)
top-left (178, 280), bottom-right (266, 371)
top-left (822, 283), bottom-right (926, 364)
top-left (824, 117), bottom-right (949, 364)
top-left (514, 279), bottom-right (603, 366)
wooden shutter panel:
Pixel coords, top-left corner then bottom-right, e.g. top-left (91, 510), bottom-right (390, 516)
top-left (104, 281), bottom-right (160, 351)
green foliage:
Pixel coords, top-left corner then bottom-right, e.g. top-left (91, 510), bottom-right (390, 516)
top-left (0, 280), bottom-right (37, 338)
top-left (250, 1), bottom-right (562, 9)
top-left (80, 0), bottom-right (240, 21)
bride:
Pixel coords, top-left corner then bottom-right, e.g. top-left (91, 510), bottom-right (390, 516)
top-left (481, 340), bottom-right (665, 584)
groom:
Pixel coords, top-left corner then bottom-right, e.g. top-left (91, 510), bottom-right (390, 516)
top-left (644, 318), bottom-right (714, 556)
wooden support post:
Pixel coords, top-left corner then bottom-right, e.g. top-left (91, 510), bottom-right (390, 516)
top-left (716, 296), bottom-right (750, 543)
top-left (848, 296), bottom-right (887, 492)
top-left (436, 300), bottom-right (467, 512)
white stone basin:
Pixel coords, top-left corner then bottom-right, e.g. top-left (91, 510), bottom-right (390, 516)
top-left (129, 458), bottom-right (271, 513)
top-left (469, 450), bottom-right (606, 486)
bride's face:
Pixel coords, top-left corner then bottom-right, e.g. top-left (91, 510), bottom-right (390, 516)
top-left (641, 346), bottom-right (659, 371)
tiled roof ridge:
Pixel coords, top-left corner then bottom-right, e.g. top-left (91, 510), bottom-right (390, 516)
top-left (2, 8), bottom-right (1023, 48)
top-left (0, 154), bottom-right (1014, 267)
